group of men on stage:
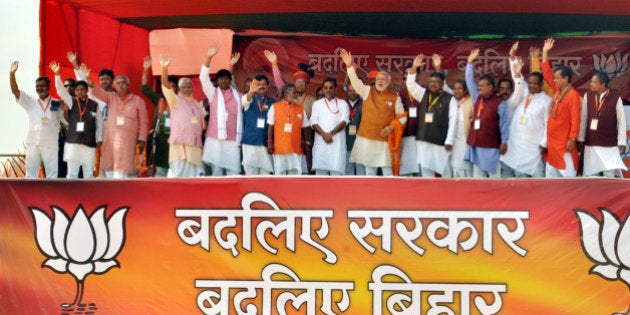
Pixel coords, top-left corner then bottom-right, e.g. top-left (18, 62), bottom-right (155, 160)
top-left (10, 38), bottom-right (627, 178)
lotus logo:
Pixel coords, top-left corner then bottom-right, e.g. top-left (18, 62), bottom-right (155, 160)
top-left (575, 208), bottom-right (629, 288)
top-left (592, 51), bottom-right (629, 78)
top-left (31, 205), bottom-right (129, 311)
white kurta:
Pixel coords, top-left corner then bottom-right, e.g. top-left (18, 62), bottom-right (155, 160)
top-left (416, 141), bottom-right (451, 174)
top-left (310, 97), bottom-right (350, 173)
top-left (500, 91), bottom-right (551, 175)
top-left (346, 67), bottom-right (405, 168)
top-left (399, 136), bottom-right (419, 175)
top-left (242, 144), bottom-right (274, 173)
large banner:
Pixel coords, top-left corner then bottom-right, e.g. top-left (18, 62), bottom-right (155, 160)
top-left (0, 178), bottom-right (629, 314)
top-left (232, 34), bottom-right (630, 101)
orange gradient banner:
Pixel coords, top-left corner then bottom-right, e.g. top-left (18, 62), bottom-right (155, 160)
top-left (0, 178), bottom-right (629, 314)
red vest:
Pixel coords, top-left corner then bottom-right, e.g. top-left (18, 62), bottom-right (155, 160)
top-left (585, 90), bottom-right (619, 147)
top-left (467, 94), bottom-right (503, 148)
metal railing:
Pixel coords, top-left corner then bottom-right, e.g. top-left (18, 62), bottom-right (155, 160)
top-left (0, 153), bottom-right (26, 178)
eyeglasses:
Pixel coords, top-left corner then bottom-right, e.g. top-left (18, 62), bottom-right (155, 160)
top-left (64, 84), bottom-right (73, 88)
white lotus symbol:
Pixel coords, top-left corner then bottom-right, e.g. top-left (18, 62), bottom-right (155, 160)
top-left (575, 208), bottom-right (630, 287)
top-left (592, 51), bottom-right (629, 78)
top-left (31, 205), bottom-right (129, 307)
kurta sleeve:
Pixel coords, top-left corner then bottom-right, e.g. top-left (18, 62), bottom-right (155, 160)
top-left (55, 75), bottom-right (73, 108)
top-left (444, 97), bottom-right (457, 146)
top-left (340, 99), bottom-right (350, 124)
top-left (346, 66), bottom-right (370, 100)
top-left (616, 97), bottom-right (627, 146)
top-left (137, 98), bottom-right (149, 142)
top-left (405, 73), bottom-right (426, 102)
top-left (199, 65), bottom-right (216, 103)
top-left (267, 106), bottom-right (275, 125)
top-left (498, 101), bottom-right (510, 143)
top-left (242, 94), bottom-right (252, 111)
top-left (89, 83), bottom-right (114, 105)
top-left (578, 93), bottom-right (588, 142)
top-left (272, 64), bottom-right (286, 92)
top-left (394, 96), bottom-right (407, 125)
top-left (507, 58), bottom-right (524, 109)
top-left (161, 85), bottom-right (178, 109)
top-left (568, 93), bottom-right (581, 140)
top-left (442, 79), bottom-right (454, 95)
top-left (465, 63), bottom-right (479, 103)
top-left (95, 105), bottom-right (104, 143)
top-left (541, 61), bottom-right (559, 93)
top-left (141, 84), bottom-right (161, 106)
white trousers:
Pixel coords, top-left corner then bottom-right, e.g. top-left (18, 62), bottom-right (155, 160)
top-left (26, 145), bottom-right (58, 178)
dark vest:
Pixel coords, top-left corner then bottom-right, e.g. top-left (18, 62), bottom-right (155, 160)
top-left (585, 90), bottom-right (619, 147)
top-left (241, 95), bottom-right (274, 146)
top-left (345, 97), bottom-right (363, 151)
top-left (399, 88), bottom-right (421, 137)
top-left (416, 91), bottom-right (452, 145)
top-left (467, 94), bottom-right (502, 148)
top-left (65, 97), bottom-right (99, 148)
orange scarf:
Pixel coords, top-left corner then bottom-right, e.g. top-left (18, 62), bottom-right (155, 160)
top-left (387, 112), bottom-right (408, 176)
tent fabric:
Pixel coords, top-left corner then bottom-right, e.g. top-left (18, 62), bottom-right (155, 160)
top-left (40, 0), bottom-right (153, 122)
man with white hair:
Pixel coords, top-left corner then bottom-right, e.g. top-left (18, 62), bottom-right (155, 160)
top-left (340, 49), bottom-right (406, 176)
top-left (82, 66), bottom-right (149, 178)
top-left (159, 55), bottom-right (205, 177)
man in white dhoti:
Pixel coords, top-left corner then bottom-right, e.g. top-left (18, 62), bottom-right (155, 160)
top-left (500, 47), bottom-right (551, 178)
top-left (10, 61), bottom-right (62, 178)
top-left (199, 45), bottom-right (243, 176)
top-left (406, 54), bottom-right (456, 177)
top-left (311, 77), bottom-right (350, 175)
top-left (444, 79), bottom-right (474, 177)
top-left (578, 71), bottom-right (627, 177)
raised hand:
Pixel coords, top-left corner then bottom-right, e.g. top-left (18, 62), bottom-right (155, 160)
top-left (339, 49), bottom-right (353, 68)
top-left (512, 58), bottom-right (524, 76)
top-left (230, 52), bottom-right (241, 66)
top-left (542, 38), bottom-right (554, 52)
top-left (49, 61), bottom-right (61, 74)
top-left (10, 61), bottom-right (18, 74)
top-left (66, 51), bottom-right (78, 66)
top-left (80, 63), bottom-right (91, 78)
top-left (143, 56), bottom-right (152, 70)
top-left (207, 44), bottom-right (219, 57)
top-left (509, 41), bottom-right (519, 59)
top-left (248, 79), bottom-right (260, 95)
top-left (264, 50), bottom-right (277, 64)
top-left (467, 49), bottom-right (480, 64)
top-left (159, 54), bottom-right (170, 68)
top-left (412, 54), bottom-right (426, 70)
top-left (431, 53), bottom-right (442, 71)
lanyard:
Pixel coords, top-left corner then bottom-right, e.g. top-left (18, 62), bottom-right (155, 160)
top-left (524, 94), bottom-right (533, 112)
top-left (297, 93), bottom-right (307, 107)
top-left (116, 94), bottom-right (131, 113)
top-left (457, 96), bottom-right (469, 109)
top-left (476, 98), bottom-right (485, 117)
top-left (551, 85), bottom-right (571, 117)
top-left (594, 90), bottom-right (609, 116)
top-left (324, 98), bottom-right (339, 114)
top-left (284, 100), bottom-right (294, 123)
top-left (75, 97), bottom-right (88, 121)
top-left (255, 96), bottom-right (268, 114)
top-left (428, 92), bottom-right (442, 111)
top-left (38, 96), bottom-right (51, 113)
top-left (349, 102), bottom-right (359, 121)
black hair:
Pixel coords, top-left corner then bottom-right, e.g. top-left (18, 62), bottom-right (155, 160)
top-left (98, 68), bottom-right (114, 79)
top-left (254, 75), bottom-right (269, 84)
top-left (216, 69), bottom-right (232, 80)
top-left (453, 79), bottom-right (468, 91)
top-left (282, 84), bottom-right (295, 97)
top-left (529, 72), bottom-right (543, 84)
top-left (480, 75), bottom-right (495, 89)
top-left (594, 71), bottom-right (610, 87)
top-left (35, 76), bottom-right (50, 85)
top-left (74, 80), bottom-right (88, 90)
top-left (429, 72), bottom-right (445, 82)
top-left (64, 78), bottom-right (76, 85)
top-left (552, 66), bottom-right (573, 83)
top-left (322, 76), bottom-right (337, 88)
top-left (498, 78), bottom-right (513, 89)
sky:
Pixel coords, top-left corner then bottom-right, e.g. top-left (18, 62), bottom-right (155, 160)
top-left (0, 1), bottom-right (39, 156)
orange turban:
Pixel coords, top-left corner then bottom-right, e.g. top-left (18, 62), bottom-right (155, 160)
top-left (292, 70), bottom-right (310, 83)
top-left (368, 70), bottom-right (379, 79)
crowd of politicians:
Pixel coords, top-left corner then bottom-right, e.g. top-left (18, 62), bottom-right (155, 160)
top-left (9, 38), bottom-right (628, 179)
